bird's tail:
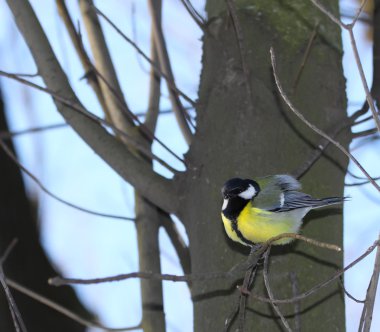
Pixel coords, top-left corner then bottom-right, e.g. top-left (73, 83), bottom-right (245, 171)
top-left (310, 196), bottom-right (348, 209)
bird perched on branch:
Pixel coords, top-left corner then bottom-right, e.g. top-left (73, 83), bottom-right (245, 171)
top-left (221, 175), bottom-right (345, 246)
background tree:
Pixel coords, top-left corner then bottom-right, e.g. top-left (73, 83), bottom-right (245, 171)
top-left (1, 0), bottom-right (379, 331)
top-left (0, 89), bottom-right (89, 331)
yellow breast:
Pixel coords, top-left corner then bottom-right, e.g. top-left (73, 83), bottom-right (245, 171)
top-left (222, 203), bottom-right (302, 245)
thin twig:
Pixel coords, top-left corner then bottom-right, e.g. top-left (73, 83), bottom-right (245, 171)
top-left (347, 28), bottom-right (380, 133)
top-left (223, 297), bottom-right (240, 332)
top-left (0, 239), bottom-right (19, 265)
top-left (147, 0), bottom-right (193, 144)
top-left (248, 240), bottom-right (379, 304)
top-left (359, 233), bottom-right (380, 332)
top-left (93, 5), bottom-right (196, 108)
top-left (160, 213), bottom-right (191, 276)
top-left (293, 22), bottom-right (319, 92)
top-left (266, 233), bottom-right (341, 251)
top-left (292, 117), bottom-right (352, 179)
top-left (6, 0), bottom-right (179, 215)
top-left (0, 106), bottom-right (192, 139)
top-left (74, 9), bottom-right (189, 164)
top-left (352, 128), bottom-right (378, 138)
top-left (263, 247), bottom-right (292, 332)
top-left (289, 272), bottom-right (301, 332)
top-left (350, 0), bottom-right (370, 27)
top-left (0, 123), bottom-right (68, 139)
top-left (345, 177), bottom-right (380, 187)
top-left (0, 240), bottom-right (27, 332)
top-left (0, 70), bottom-right (182, 172)
top-left (49, 240), bottom-right (380, 316)
top-left (338, 276), bottom-right (365, 303)
top-left (310, 0), bottom-right (380, 133)
top-left (6, 278), bottom-right (140, 331)
top-left (237, 259), bottom-right (258, 331)
top-left (58, 2), bottom-right (184, 167)
top-left (79, 0), bottom-right (135, 134)
top-left (179, 0), bottom-right (206, 30)
top-left (225, 0), bottom-right (254, 110)
top-left (352, 115), bottom-right (375, 126)
top-left (0, 139), bottom-right (135, 222)
top-left (50, 233), bottom-right (341, 287)
top-left (144, 0), bottom-right (162, 134)
top-left (270, 47), bottom-right (380, 192)
top-left (224, 246), bottom-right (263, 332)
top-left (131, 3), bottom-right (150, 75)
top-left (55, 0), bottom-right (109, 118)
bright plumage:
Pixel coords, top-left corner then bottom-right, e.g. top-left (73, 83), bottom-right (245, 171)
top-left (221, 175), bottom-right (345, 246)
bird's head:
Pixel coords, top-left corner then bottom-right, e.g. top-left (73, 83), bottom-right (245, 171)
top-left (221, 178), bottom-right (260, 201)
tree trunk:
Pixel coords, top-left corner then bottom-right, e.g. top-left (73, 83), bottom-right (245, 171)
top-left (178, 1), bottom-right (349, 330)
top-left (0, 89), bottom-right (90, 331)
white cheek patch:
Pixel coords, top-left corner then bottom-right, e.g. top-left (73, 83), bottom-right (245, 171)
top-left (280, 192), bottom-right (285, 207)
top-left (238, 184), bottom-right (256, 200)
top-left (222, 198), bottom-right (229, 210)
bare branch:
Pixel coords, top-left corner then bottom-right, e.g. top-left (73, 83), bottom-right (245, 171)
top-left (5, 0), bottom-right (179, 214)
top-left (81, 5), bottom-right (196, 169)
top-left (345, 178), bottom-right (380, 187)
top-left (0, 71), bottom-right (180, 173)
top-left (50, 233), bottom-right (342, 287)
top-left (93, 5), bottom-right (196, 109)
top-left (79, 0), bottom-right (135, 135)
top-left (265, 233), bottom-right (341, 251)
top-left (49, 239), bottom-right (380, 322)
top-left (147, 0), bottom-right (193, 144)
top-left (352, 128), bottom-right (378, 138)
top-left (289, 272), bottom-right (301, 332)
top-left (293, 22), bottom-right (319, 92)
top-left (0, 71), bottom-right (186, 170)
top-left (0, 123), bottom-right (67, 139)
top-left (135, 196), bottom-right (166, 331)
top-left (359, 233), bottom-right (380, 332)
top-left (248, 240), bottom-right (379, 305)
top-left (338, 276), bottom-right (365, 303)
top-left (310, 0), bottom-right (345, 27)
top-left (352, 115), bottom-right (375, 126)
top-left (225, 0), bottom-right (254, 110)
top-left (0, 105), bottom-right (191, 139)
top-left (55, 0), bottom-right (109, 118)
top-left (144, 1), bottom-right (162, 134)
top-left (310, 0), bottom-right (380, 133)
top-left (263, 247), bottom-right (292, 332)
top-left (349, 0), bottom-right (370, 27)
top-left (160, 212), bottom-right (191, 276)
top-left (179, 0), bottom-right (206, 30)
top-left (237, 259), bottom-right (258, 331)
top-left (6, 278), bottom-right (140, 331)
top-left (347, 28), bottom-right (380, 133)
top-left (270, 47), bottom-right (380, 193)
top-left (292, 117), bottom-right (352, 179)
top-left (0, 240), bottom-right (27, 332)
top-left (0, 139), bottom-right (135, 222)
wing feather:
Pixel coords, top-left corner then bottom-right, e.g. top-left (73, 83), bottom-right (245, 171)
top-left (252, 175), bottom-right (344, 212)
top-left (253, 175), bottom-right (301, 211)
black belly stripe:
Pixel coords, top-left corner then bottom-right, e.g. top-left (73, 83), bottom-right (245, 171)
top-left (231, 219), bottom-right (254, 246)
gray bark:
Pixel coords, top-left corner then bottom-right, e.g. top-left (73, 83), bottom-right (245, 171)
top-left (178, 1), bottom-right (349, 330)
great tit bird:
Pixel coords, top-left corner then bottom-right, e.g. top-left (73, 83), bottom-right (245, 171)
top-left (221, 175), bottom-right (345, 246)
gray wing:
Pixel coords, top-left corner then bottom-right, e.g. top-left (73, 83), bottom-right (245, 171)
top-left (253, 175), bottom-right (344, 212)
top-left (252, 175), bottom-right (301, 211)
top-left (275, 192), bottom-right (345, 212)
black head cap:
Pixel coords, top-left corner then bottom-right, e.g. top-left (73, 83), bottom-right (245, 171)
top-left (221, 178), bottom-right (260, 199)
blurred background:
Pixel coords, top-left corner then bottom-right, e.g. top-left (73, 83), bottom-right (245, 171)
top-left (0, 0), bottom-right (378, 331)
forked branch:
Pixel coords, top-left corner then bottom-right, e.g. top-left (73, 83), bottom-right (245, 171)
top-left (5, 0), bottom-right (179, 214)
